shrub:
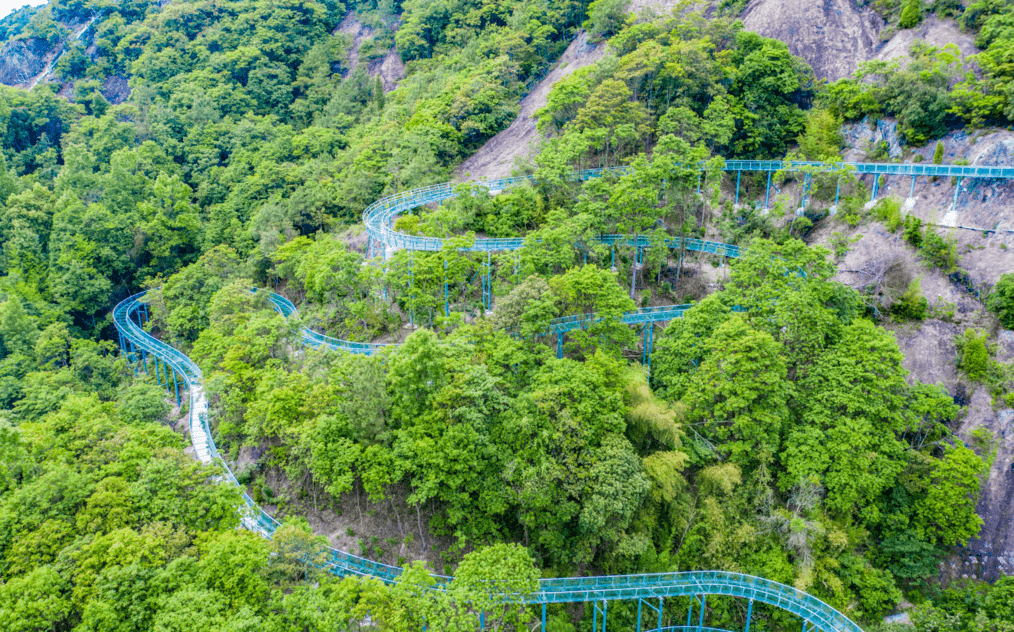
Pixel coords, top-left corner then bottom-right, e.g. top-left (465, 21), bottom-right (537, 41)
top-left (987, 273), bottom-right (1014, 329)
top-left (584, 0), bottom-right (629, 41)
top-left (933, 141), bottom-right (944, 165)
top-left (872, 197), bottom-right (903, 232)
top-left (922, 228), bottom-right (958, 272)
top-left (891, 278), bottom-right (928, 321)
top-left (900, 0), bottom-right (924, 28)
top-left (958, 329), bottom-right (990, 381)
top-left (903, 216), bottom-right (924, 247)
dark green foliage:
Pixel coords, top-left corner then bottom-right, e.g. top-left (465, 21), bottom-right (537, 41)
top-left (890, 278), bottom-right (928, 321)
top-left (0, 0), bottom-right (996, 627)
top-left (921, 227), bottom-right (958, 272)
top-left (821, 45), bottom-right (960, 145)
top-left (986, 273), bottom-right (1014, 329)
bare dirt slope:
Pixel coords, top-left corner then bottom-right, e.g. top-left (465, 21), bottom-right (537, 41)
top-left (334, 13), bottom-right (405, 91)
top-left (335, 13), bottom-right (374, 78)
top-left (456, 30), bottom-right (606, 181)
top-left (367, 47), bottom-right (406, 92)
top-left (741, 0), bottom-right (884, 81)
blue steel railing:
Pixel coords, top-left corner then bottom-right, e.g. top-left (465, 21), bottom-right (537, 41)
top-left (363, 161), bottom-right (1013, 254)
top-left (112, 288), bottom-right (874, 629)
top-left (111, 160), bottom-right (937, 630)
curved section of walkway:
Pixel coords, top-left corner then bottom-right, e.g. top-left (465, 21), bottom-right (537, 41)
top-left (111, 160), bottom-right (947, 631)
top-left (113, 291), bottom-right (865, 631)
top-left (363, 161), bottom-right (1014, 254)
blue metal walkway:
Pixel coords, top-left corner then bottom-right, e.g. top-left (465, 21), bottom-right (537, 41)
top-left (113, 158), bottom-right (992, 631)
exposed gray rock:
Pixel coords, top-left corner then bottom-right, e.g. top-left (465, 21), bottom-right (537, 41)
top-left (741, 0), bottom-right (884, 80)
top-left (843, 117), bottom-right (904, 160)
top-left (101, 75), bottom-right (130, 104)
top-left (0, 37), bottom-right (53, 86)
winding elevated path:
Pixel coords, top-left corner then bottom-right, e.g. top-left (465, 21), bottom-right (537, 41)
top-left (113, 160), bottom-right (1014, 631)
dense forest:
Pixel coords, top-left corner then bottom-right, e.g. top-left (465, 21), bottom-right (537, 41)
top-left (1, 0), bottom-right (1014, 630)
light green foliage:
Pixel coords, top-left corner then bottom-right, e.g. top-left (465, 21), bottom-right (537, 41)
top-left (0, 0), bottom-right (996, 625)
top-left (784, 319), bottom-right (909, 517)
top-left (449, 543), bottom-right (540, 631)
top-left (549, 264), bottom-right (636, 357)
top-left (159, 246), bottom-right (245, 343)
top-left (933, 140), bottom-right (944, 165)
top-left (872, 197), bottom-right (903, 232)
top-left (957, 329), bottom-right (990, 380)
top-left (987, 272), bottom-right (1014, 329)
top-left (899, 0), bottom-right (923, 28)
top-left (683, 317), bottom-right (790, 469)
top-left (797, 109), bottom-right (843, 160)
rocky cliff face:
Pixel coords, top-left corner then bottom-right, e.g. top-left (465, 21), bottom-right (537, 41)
top-left (0, 37), bottom-right (54, 86)
top-left (742, 0), bottom-right (885, 80)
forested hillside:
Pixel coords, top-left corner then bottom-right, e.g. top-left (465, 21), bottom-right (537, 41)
top-left (1, 0), bottom-right (1014, 630)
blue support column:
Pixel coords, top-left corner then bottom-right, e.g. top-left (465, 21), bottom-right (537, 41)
top-left (698, 595), bottom-right (706, 632)
top-left (611, 246), bottom-right (615, 270)
top-left (687, 596), bottom-right (694, 627)
top-left (745, 599), bottom-right (753, 632)
top-left (910, 175), bottom-right (917, 199)
top-left (127, 340), bottom-right (138, 375)
top-left (479, 612), bottom-right (484, 631)
top-left (835, 176), bottom-right (841, 206)
top-left (697, 172), bottom-right (702, 195)
top-left (735, 171), bottom-right (741, 206)
top-left (764, 171), bottom-right (772, 209)
top-left (658, 598), bottom-right (662, 631)
top-left (556, 333), bottom-right (563, 359)
top-left (172, 369), bottom-right (180, 406)
top-left (870, 175), bottom-right (880, 202)
top-left (542, 604), bottom-right (547, 632)
top-left (637, 600), bottom-right (642, 632)
top-left (953, 176), bottom-right (963, 209)
top-left (802, 173), bottom-right (811, 208)
top-left (483, 250), bottom-right (492, 312)
top-left (409, 251), bottom-right (414, 327)
top-left (602, 600), bottom-right (607, 632)
top-left (141, 348), bottom-right (148, 375)
top-left (646, 322), bottom-right (654, 374)
top-left (593, 601), bottom-right (597, 632)
top-left (443, 257), bottom-right (449, 317)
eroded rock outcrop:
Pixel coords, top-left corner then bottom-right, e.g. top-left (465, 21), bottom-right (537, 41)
top-left (0, 37), bottom-right (53, 86)
top-left (742, 0), bottom-right (884, 80)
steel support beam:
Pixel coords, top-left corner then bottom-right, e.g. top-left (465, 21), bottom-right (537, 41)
top-left (745, 599), bottom-right (753, 632)
top-left (953, 176), bottom-right (962, 209)
top-left (764, 171), bottom-right (772, 209)
top-left (735, 171), bottom-right (741, 206)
